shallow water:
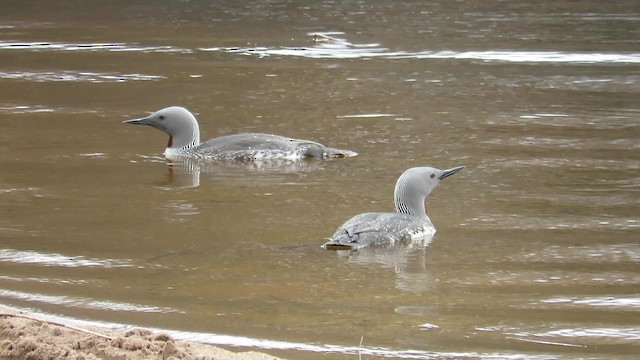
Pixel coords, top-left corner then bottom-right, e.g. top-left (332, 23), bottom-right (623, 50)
top-left (1, 1), bottom-right (639, 359)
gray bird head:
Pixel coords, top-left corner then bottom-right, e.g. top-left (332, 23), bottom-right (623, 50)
top-left (123, 106), bottom-right (200, 153)
top-left (394, 166), bottom-right (465, 217)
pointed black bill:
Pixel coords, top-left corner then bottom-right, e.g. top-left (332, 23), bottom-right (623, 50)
top-left (122, 117), bottom-right (151, 125)
top-left (438, 166), bottom-right (465, 180)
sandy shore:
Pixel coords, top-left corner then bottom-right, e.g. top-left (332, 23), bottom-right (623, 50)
top-left (0, 305), bottom-right (285, 360)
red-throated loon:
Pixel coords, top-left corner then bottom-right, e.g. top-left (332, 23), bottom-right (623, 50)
top-left (324, 166), bottom-right (465, 250)
top-left (123, 106), bottom-right (357, 161)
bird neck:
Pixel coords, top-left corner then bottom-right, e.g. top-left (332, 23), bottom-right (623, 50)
top-left (395, 195), bottom-right (428, 218)
top-left (393, 176), bottom-right (429, 219)
top-left (164, 120), bottom-right (200, 157)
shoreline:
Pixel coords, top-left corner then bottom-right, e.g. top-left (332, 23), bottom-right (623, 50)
top-left (0, 304), bottom-right (285, 360)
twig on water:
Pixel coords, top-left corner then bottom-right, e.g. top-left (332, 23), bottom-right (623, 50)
top-left (358, 335), bottom-right (364, 360)
top-left (311, 33), bottom-right (341, 43)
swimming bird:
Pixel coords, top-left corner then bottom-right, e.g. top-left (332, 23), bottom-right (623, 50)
top-left (323, 166), bottom-right (465, 250)
top-left (123, 106), bottom-right (357, 160)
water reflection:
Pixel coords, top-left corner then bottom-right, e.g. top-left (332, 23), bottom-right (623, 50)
top-left (0, 289), bottom-right (179, 313)
top-left (0, 275), bottom-right (87, 286)
top-left (10, 32), bottom-right (632, 65)
top-left (516, 244), bottom-right (640, 263)
top-left (163, 200), bottom-right (200, 223)
top-left (201, 32), bottom-right (640, 63)
top-left (513, 327), bottom-right (640, 345)
top-left (216, 46), bottom-right (640, 63)
top-left (0, 41), bottom-right (190, 53)
top-left (541, 296), bottom-right (640, 311)
top-left (467, 213), bottom-right (640, 231)
top-left (0, 248), bottom-right (134, 268)
top-left (336, 240), bottom-right (437, 293)
top-left (159, 157), bottom-right (329, 189)
top-left (0, 70), bottom-right (164, 83)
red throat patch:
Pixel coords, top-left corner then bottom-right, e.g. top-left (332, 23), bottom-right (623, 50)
top-left (167, 136), bottom-right (173, 148)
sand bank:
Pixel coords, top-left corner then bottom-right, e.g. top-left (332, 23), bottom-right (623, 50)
top-left (0, 305), bottom-right (285, 360)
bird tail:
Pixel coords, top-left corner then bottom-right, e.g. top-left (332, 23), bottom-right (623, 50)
top-left (322, 235), bottom-right (358, 251)
top-left (324, 147), bottom-right (358, 158)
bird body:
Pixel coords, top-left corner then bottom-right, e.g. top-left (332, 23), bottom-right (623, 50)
top-left (326, 212), bottom-right (436, 250)
top-left (123, 106), bottom-right (357, 160)
top-left (324, 166), bottom-right (464, 250)
top-left (190, 133), bottom-right (342, 160)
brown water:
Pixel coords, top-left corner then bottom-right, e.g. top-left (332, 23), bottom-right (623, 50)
top-left (1, 1), bottom-right (639, 359)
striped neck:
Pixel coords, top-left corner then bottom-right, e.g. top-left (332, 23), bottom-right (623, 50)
top-left (393, 172), bottom-right (428, 219)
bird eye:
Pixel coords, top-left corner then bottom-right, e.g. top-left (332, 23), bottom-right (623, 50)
top-left (159, 115), bottom-right (165, 120)
top-left (430, 173), bottom-right (435, 178)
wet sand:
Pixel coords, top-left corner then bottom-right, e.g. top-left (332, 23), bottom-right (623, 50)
top-left (0, 305), bottom-right (284, 360)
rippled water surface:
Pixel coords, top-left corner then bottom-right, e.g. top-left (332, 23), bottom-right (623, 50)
top-left (1, 1), bottom-right (639, 359)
